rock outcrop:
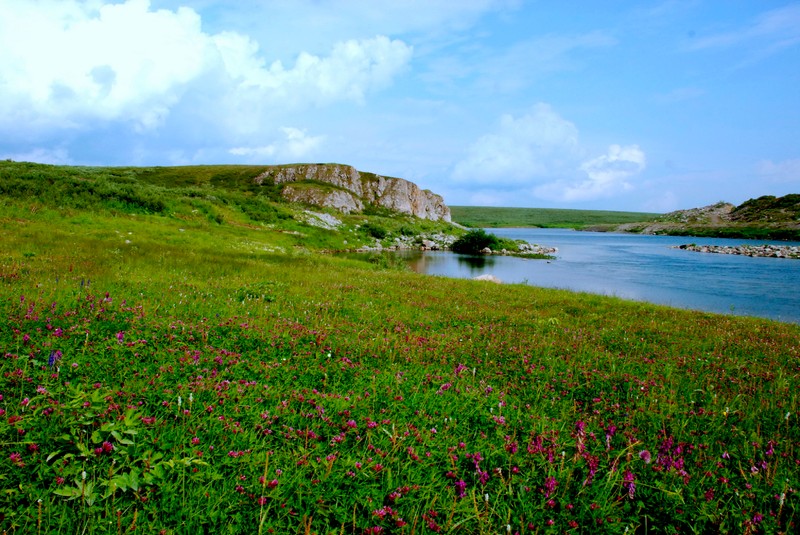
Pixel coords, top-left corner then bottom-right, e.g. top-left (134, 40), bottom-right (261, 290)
top-left (674, 244), bottom-right (800, 259)
top-left (254, 164), bottom-right (451, 222)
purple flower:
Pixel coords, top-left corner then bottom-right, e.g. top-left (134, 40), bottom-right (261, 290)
top-left (48, 350), bottom-right (62, 367)
top-left (544, 476), bottom-right (557, 497)
top-left (622, 470), bottom-right (636, 499)
top-left (639, 450), bottom-right (652, 464)
top-left (454, 480), bottom-right (467, 498)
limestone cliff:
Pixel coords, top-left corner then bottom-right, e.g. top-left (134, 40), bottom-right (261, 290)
top-left (254, 164), bottom-right (451, 222)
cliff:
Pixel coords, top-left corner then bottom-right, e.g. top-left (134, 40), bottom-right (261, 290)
top-left (253, 164), bottom-right (451, 222)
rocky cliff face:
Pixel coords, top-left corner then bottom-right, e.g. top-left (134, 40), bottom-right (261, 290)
top-left (254, 164), bottom-right (451, 222)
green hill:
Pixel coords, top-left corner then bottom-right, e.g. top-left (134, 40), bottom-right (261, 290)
top-left (617, 196), bottom-right (800, 240)
top-left (0, 160), bottom-right (456, 252)
top-left (449, 205), bottom-right (660, 229)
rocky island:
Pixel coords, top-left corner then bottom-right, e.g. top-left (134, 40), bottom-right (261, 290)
top-left (674, 243), bottom-right (800, 259)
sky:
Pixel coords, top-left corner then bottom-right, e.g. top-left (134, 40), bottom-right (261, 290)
top-left (1, 0), bottom-right (799, 212)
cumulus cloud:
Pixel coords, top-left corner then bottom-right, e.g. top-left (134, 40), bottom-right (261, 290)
top-left (229, 127), bottom-right (326, 161)
top-left (453, 105), bottom-right (647, 203)
top-left (452, 103), bottom-right (580, 185)
top-left (0, 0), bottom-right (412, 137)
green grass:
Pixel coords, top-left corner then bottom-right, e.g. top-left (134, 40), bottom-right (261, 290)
top-left (1, 164), bottom-right (799, 534)
top-left (450, 206), bottom-right (661, 229)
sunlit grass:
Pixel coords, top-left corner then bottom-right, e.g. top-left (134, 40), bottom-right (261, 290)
top-left (1, 170), bottom-right (799, 534)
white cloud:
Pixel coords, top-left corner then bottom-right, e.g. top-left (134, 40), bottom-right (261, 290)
top-left (229, 127), bottom-right (326, 162)
top-left (2, 147), bottom-right (72, 165)
top-left (0, 0), bottom-right (412, 137)
top-left (452, 104), bottom-right (648, 203)
top-left (536, 144), bottom-right (646, 202)
top-left (452, 103), bottom-right (580, 185)
top-left (228, 36), bottom-right (413, 107)
top-left (757, 158), bottom-right (800, 183)
top-left (0, 0), bottom-right (213, 131)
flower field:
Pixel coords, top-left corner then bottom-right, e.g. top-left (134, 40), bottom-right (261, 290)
top-left (1, 193), bottom-right (799, 533)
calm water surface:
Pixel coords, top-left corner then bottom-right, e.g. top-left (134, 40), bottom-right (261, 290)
top-left (401, 228), bottom-right (800, 323)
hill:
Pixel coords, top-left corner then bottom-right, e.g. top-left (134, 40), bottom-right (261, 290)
top-left (617, 196), bottom-right (800, 240)
top-left (449, 205), bottom-right (660, 229)
top-left (0, 160), bottom-right (457, 252)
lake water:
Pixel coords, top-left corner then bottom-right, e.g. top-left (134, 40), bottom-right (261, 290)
top-left (400, 228), bottom-right (800, 323)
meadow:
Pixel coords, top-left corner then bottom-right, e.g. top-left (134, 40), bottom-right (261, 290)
top-left (448, 206), bottom-right (660, 229)
top-left (1, 162), bottom-right (799, 534)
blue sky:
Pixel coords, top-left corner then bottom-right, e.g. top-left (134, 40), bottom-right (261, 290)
top-left (1, 0), bottom-right (798, 211)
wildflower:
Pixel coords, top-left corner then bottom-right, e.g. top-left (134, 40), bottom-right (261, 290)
top-left (639, 450), bottom-right (652, 464)
top-left (116, 331), bottom-right (125, 344)
top-left (454, 479), bottom-right (467, 499)
top-left (48, 350), bottom-right (62, 367)
top-left (622, 470), bottom-right (636, 499)
top-left (544, 476), bottom-right (557, 497)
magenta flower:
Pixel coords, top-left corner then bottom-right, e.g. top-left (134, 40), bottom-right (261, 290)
top-left (639, 450), bottom-right (652, 464)
top-left (544, 476), bottom-right (557, 497)
top-left (454, 479), bottom-right (467, 498)
top-left (622, 470), bottom-right (636, 499)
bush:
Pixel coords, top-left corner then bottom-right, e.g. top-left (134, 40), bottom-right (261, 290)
top-left (450, 229), bottom-right (501, 254)
top-left (361, 222), bottom-right (388, 240)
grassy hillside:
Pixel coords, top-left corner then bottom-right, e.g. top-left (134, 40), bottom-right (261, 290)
top-left (450, 206), bottom-right (661, 229)
top-left (619, 196), bottom-right (800, 241)
top-left (1, 162), bottom-right (799, 534)
top-left (0, 160), bottom-right (455, 252)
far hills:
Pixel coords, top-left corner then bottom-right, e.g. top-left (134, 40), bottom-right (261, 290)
top-left (453, 195), bottom-right (800, 241)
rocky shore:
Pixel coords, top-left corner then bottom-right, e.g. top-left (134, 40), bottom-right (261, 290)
top-left (674, 243), bottom-right (800, 259)
top-left (356, 236), bottom-right (557, 257)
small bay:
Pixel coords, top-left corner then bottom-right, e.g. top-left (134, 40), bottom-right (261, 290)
top-left (401, 228), bottom-right (800, 323)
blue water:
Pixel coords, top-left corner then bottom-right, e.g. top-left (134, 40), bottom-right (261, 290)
top-left (401, 229), bottom-right (800, 323)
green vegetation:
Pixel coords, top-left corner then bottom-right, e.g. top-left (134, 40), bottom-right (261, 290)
top-left (1, 161), bottom-right (799, 534)
top-left (450, 206), bottom-right (661, 229)
top-left (450, 228), bottom-right (520, 255)
top-left (731, 195), bottom-right (800, 223)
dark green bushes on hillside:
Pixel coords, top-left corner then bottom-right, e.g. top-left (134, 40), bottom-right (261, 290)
top-left (451, 229), bottom-right (501, 254)
top-left (361, 221), bottom-right (388, 239)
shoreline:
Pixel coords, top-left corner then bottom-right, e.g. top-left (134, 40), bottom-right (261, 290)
top-left (674, 243), bottom-right (800, 259)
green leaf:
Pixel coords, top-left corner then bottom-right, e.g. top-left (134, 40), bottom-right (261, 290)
top-left (53, 487), bottom-right (80, 499)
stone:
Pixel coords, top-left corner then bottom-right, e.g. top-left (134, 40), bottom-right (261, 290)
top-left (257, 164), bottom-right (451, 221)
top-left (473, 274), bottom-right (502, 283)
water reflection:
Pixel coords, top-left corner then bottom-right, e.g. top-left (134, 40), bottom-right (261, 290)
top-left (457, 255), bottom-right (496, 270)
top-left (395, 229), bottom-right (800, 323)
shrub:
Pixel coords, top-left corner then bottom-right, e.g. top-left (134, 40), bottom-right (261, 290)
top-left (450, 229), bottom-right (501, 254)
top-left (361, 222), bottom-right (388, 240)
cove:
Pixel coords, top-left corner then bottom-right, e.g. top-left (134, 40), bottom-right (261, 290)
top-left (400, 228), bottom-right (800, 324)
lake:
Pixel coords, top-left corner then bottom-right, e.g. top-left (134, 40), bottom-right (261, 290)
top-left (400, 228), bottom-right (800, 323)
